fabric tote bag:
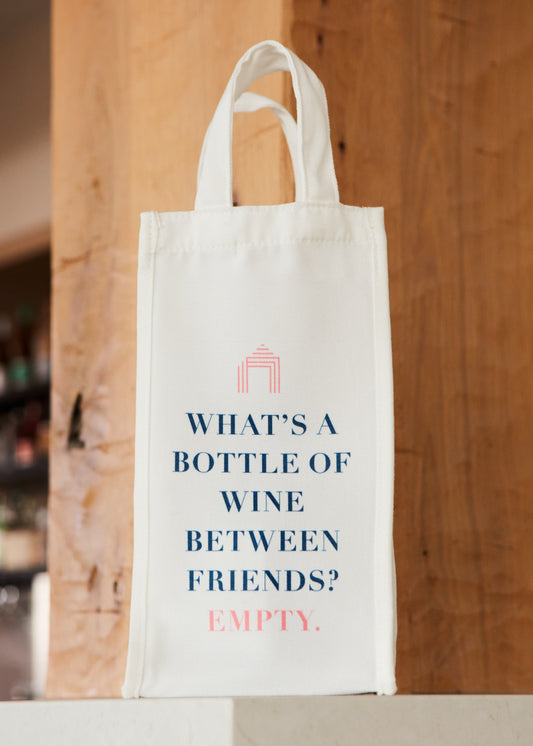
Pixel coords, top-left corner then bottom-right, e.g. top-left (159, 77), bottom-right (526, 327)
top-left (123, 39), bottom-right (396, 698)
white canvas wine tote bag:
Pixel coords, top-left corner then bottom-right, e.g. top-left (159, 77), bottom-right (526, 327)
top-left (123, 39), bottom-right (396, 698)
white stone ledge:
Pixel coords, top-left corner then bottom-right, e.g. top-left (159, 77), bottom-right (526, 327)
top-left (0, 695), bottom-right (531, 746)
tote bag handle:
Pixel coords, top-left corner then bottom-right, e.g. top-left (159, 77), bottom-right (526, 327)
top-left (233, 91), bottom-right (302, 202)
top-left (195, 40), bottom-right (339, 209)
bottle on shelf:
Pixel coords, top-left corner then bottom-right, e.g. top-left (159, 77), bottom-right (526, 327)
top-left (0, 490), bottom-right (47, 572)
top-left (14, 402), bottom-right (43, 469)
top-left (0, 415), bottom-right (15, 469)
top-left (0, 314), bottom-right (12, 395)
top-left (8, 303), bottom-right (35, 390)
top-left (31, 300), bottom-right (51, 384)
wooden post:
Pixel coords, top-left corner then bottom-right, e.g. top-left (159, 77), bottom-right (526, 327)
top-left (49, 0), bottom-right (533, 696)
top-left (48, 0), bottom-right (288, 698)
top-left (288, 0), bottom-right (533, 692)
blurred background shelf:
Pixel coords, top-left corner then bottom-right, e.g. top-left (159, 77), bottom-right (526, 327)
top-left (0, 457), bottom-right (48, 488)
top-left (0, 382), bottom-right (49, 414)
top-left (0, 0), bottom-right (51, 703)
top-left (0, 458), bottom-right (48, 487)
top-left (0, 565), bottom-right (46, 587)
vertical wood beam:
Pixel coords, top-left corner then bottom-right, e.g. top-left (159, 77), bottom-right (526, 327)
top-left (48, 0), bottom-right (285, 697)
top-left (288, 0), bottom-right (533, 692)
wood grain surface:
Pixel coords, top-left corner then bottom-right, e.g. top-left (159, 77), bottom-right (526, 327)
top-left (47, 0), bottom-right (286, 698)
top-left (289, 0), bottom-right (533, 692)
top-left (48, 0), bottom-right (533, 695)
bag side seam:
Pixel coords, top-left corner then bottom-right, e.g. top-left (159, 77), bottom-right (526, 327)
top-left (366, 207), bottom-right (397, 696)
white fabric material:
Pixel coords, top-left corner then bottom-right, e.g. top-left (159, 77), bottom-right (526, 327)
top-left (123, 39), bottom-right (396, 698)
top-left (195, 40), bottom-right (338, 208)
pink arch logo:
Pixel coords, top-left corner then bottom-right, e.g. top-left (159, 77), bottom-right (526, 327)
top-left (238, 345), bottom-right (280, 394)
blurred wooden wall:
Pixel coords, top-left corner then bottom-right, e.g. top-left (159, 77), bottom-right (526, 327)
top-left (48, 0), bottom-right (533, 696)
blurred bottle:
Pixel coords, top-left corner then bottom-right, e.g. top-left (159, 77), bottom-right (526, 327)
top-left (0, 492), bottom-right (46, 571)
top-left (14, 402), bottom-right (42, 469)
top-left (32, 300), bottom-right (50, 383)
top-left (0, 414), bottom-right (16, 469)
top-left (0, 313), bottom-right (12, 394)
top-left (0, 493), bottom-right (7, 567)
top-left (8, 303), bottom-right (35, 389)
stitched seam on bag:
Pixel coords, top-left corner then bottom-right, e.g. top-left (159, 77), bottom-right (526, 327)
top-left (365, 207), bottom-right (391, 694)
top-left (149, 239), bottom-right (360, 253)
top-left (157, 203), bottom-right (378, 216)
top-left (133, 211), bottom-right (159, 696)
top-left (152, 211), bottom-right (162, 251)
top-left (365, 207), bottom-right (382, 691)
top-left (143, 215), bottom-right (159, 689)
